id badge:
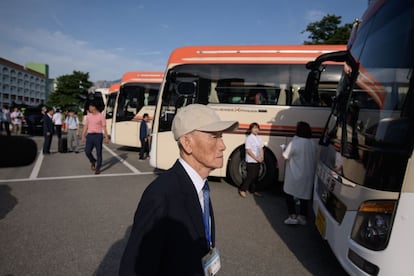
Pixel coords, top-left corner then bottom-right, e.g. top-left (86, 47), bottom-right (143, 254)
top-left (202, 247), bottom-right (221, 276)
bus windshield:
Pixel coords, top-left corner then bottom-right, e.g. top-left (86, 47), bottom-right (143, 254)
top-left (105, 85), bottom-right (119, 119)
top-left (320, 0), bottom-right (414, 192)
top-left (116, 82), bottom-right (160, 122)
top-left (111, 71), bottom-right (163, 148)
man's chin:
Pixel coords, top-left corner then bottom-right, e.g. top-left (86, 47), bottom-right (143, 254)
top-left (211, 161), bottom-right (224, 170)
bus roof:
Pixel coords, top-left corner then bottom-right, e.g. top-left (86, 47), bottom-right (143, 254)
top-left (167, 45), bottom-right (347, 65)
top-left (121, 71), bottom-right (164, 85)
top-left (109, 83), bottom-right (120, 93)
top-left (94, 88), bottom-right (109, 95)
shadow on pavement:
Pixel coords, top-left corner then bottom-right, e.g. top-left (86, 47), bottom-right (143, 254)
top-left (253, 188), bottom-right (348, 276)
top-left (101, 153), bottom-right (129, 172)
top-left (94, 226), bottom-right (131, 276)
top-left (117, 146), bottom-right (139, 152)
top-left (0, 185), bottom-right (18, 219)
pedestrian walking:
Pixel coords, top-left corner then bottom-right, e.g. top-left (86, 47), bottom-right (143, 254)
top-left (81, 102), bottom-right (109, 175)
top-left (2, 105), bottom-right (11, 136)
top-left (42, 107), bottom-right (55, 154)
top-left (10, 107), bottom-right (22, 135)
top-left (282, 121), bottom-right (318, 225)
top-left (139, 113), bottom-right (150, 160)
top-left (65, 110), bottom-right (80, 153)
top-left (119, 104), bottom-right (238, 276)
top-left (239, 122), bottom-right (264, 198)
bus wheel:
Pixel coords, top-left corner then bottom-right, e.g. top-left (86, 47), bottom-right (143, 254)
top-left (227, 147), bottom-right (246, 188)
top-left (228, 146), bottom-right (278, 190)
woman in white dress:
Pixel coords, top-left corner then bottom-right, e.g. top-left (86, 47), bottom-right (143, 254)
top-left (282, 121), bottom-right (318, 225)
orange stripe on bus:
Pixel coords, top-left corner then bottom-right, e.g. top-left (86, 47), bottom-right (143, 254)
top-left (168, 45), bottom-right (346, 65)
top-left (121, 71), bottom-right (164, 85)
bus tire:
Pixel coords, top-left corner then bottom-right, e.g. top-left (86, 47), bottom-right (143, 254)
top-left (227, 146), bottom-right (279, 191)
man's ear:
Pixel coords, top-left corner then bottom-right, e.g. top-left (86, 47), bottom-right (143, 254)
top-left (178, 134), bottom-right (193, 154)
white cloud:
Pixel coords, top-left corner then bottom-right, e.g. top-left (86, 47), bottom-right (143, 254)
top-left (305, 10), bottom-right (326, 22)
top-left (0, 25), bottom-right (164, 81)
top-left (51, 13), bottom-right (64, 29)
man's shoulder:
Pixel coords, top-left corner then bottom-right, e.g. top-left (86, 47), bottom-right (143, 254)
top-left (153, 164), bottom-right (183, 185)
top-left (147, 162), bottom-right (187, 190)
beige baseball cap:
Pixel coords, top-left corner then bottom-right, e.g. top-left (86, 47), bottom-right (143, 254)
top-left (172, 104), bottom-right (239, 140)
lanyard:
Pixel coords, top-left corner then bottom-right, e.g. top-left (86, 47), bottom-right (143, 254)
top-left (202, 181), bottom-right (212, 248)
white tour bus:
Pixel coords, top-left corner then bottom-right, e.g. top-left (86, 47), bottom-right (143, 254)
top-left (150, 44), bottom-right (346, 189)
top-left (89, 88), bottom-right (108, 114)
top-left (309, 0), bottom-right (414, 275)
top-left (111, 71), bottom-right (163, 148)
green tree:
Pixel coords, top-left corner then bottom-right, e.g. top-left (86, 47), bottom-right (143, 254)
top-left (48, 71), bottom-right (93, 112)
top-left (302, 14), bottom-right (353, 45)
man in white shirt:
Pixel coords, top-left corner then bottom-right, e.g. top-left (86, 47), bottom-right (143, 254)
top-left (52, 108), bottom-right (63, 152)
top-left (65, 110), bottom-right (80, 153)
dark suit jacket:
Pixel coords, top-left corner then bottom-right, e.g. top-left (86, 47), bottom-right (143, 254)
top-left (139, 120), bottom-right (148, 140)
top-left (119, 161), bottom-right (215, 276)
top-left (43, 114), bottom-right (54, 135)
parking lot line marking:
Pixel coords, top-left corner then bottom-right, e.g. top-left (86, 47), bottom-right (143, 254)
top-left (29, 151), bottom-right (43, 179)
top-left (103, 144), bottom-right (141, 174)
top-left (0, 171), bottom-right (154, 183)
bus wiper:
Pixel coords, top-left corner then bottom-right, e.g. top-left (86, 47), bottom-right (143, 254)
top-left (319, 98), bottom-right (338, 146)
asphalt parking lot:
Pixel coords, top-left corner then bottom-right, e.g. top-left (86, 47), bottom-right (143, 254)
top-left (0, 135), bottom-right (347, 275)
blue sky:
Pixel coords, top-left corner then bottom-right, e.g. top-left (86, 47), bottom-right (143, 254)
top-left (0, 0), bottom-right (368, 82)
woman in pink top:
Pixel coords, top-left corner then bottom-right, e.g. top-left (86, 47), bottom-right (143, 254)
top-left (81, 102), bottom-right (109, 174)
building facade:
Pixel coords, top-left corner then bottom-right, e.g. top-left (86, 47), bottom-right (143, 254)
top-left (0, 57), bottom-right (47, 108)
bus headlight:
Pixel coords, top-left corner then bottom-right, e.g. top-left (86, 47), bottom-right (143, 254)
top-left (351, 200), bottom-right (396, 251)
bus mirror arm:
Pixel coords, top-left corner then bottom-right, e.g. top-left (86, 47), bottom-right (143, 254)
top-left (312, 51), bottom-right (360, 148)
top-left (306, 50), bottom-right (359, 77)
top-left (304, 51), bottom-right (358, 106)
top-left (307, 50), bottom-right (349, 67)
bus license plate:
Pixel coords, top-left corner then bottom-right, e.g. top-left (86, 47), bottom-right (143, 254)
top-left (315, 208), bottom-right (326, 237)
